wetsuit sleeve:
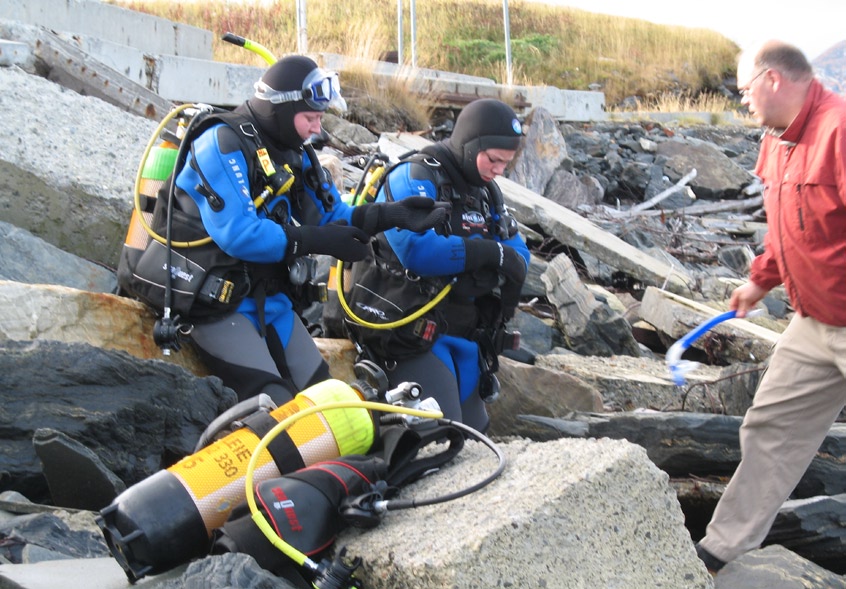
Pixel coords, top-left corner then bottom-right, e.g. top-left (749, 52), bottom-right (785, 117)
top-left (380, 162), bottom-right (468, 276)
top-left (382, 163), bottom-right (530, 277)
top-left (175, 124), bottom-right (288, 263)
top-left (502, 231), bottom-right (531, 268)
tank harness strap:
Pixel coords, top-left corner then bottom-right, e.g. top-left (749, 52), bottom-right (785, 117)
top-left (240, 410), bottom-right (307, 474)
top-left (376, 423), bottom-right (465, 487)
top-left (253, 284), bottom-right (268, 339)
top-left (302, 142), bottom-right (336, 212)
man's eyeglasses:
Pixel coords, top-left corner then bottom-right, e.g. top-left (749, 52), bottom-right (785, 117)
top-left (740, 69), bottom-right (767, 97)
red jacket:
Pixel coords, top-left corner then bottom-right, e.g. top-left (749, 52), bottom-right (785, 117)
top-left (750, 79), bottom-right (846, 326)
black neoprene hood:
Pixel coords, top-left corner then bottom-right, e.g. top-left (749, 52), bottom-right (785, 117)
top-left (445, 98), bottom-right (523, 186)
top-left (246, 55), bottom-right (320, 150)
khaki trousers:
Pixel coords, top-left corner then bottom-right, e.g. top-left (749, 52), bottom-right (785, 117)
top-left (699, 314), bottom-right (846, 563)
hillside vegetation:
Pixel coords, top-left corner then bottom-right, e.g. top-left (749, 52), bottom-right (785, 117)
top-left (114, 0), bottom-right (740, 107)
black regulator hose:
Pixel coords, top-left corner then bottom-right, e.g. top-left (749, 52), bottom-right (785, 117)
top-left (375, 418), bottom-right (506, 512)
top-left (154, 109), bottom-right (212, 354)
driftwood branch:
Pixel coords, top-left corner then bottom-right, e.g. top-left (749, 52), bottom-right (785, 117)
top-left (624, 168), bottom-right (698, 216)
top-left (640, 195), bottom-right (764, 218)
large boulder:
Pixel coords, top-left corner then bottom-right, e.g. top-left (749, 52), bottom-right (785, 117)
top-left (340, 437), bottom-right (713, 588)
top-left (0, 67), bottom-right (155, 270)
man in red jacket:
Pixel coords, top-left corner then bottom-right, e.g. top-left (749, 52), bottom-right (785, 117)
top-left (696, 41), bottom-right (846, 572)
top-left (695, 40), bottom-right (846, 573)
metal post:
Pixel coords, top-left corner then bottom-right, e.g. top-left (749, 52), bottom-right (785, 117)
top-left (397, 0), bottom-right (403, 64)
top-left (410, 0), bottom-right (417, 68)
top-left (503, 0), bottom-right (513, 86)
top-left (296, 0), bottom-right (308, 54)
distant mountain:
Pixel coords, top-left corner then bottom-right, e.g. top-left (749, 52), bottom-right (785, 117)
top-left (813, 40), bottom-right (846, 95)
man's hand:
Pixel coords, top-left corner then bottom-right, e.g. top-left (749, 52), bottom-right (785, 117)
top-left (729, 281), bottom-right (769, 317)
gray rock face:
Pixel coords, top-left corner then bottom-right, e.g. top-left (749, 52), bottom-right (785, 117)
top-left (0, 221), bottom-right (117, 293)
top-left (509, 107), bottom-right (570, 194)
top-left (716, 544), bottom-right (846, 589)
top-left (157, 553), bottom-right (300, 589)
top-left (340, 437), bottom-right (712, 588)
top-left (542, 253), bottom-right (642, 357)
top-left (0, 339), bottom-right (235, 503)
top-left (33, 429), bottom-right (127, 512)
top-left (0, 66), bottom-right (156, 270)
top-left (657, 139), bottom-right (753, 200)
top-left (0, 509), bottom-right (109, 563)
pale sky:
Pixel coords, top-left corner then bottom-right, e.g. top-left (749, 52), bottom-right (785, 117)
top-left (528, 0), bottom-right (845, 61)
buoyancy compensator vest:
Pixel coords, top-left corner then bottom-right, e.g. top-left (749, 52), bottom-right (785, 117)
top-left (342, 147), bottom-right (519, 361)
top-left (116, 107), bottom-right (299, 325)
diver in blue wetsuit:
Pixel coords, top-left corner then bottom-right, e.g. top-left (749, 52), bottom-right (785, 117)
top-left (174, 55), bottom-right (449, 404)
top-left (344, 98), bottom-right (530, 432)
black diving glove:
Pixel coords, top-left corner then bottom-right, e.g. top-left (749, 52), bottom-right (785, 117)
top-left (464, 239), bottom-right (527, 285)
top-left (284, 221), bottom-right (370, 262)
top-left (499, 279), bottom-right (523, 322)
top-left (351, 196), bottom-right (451, 236)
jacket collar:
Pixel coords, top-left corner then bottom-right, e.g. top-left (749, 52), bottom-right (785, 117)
top-left (776, 78), bottom-right (824, 143)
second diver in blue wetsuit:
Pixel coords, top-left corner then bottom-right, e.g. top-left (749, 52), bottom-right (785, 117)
top-left (344, 98), bottom-right (530, 432)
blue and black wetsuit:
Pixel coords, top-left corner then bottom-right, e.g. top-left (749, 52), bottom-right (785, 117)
top-left (175, 117), bottom-right (354, 404)
top-left (349, 143), bottom-right (530, 432)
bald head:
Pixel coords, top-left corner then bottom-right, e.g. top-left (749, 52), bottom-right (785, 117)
top-left (737, 40), bottom-right (814, 131)
top-left (739, 40), bottom-right (813, 84)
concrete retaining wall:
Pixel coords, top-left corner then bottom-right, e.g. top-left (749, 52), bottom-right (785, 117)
top-left (1, 0), bottom-right (607, 122)
top-left (1, 0), bottom-right (211, 59)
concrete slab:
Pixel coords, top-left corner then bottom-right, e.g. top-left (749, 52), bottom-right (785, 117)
top-left (0, 39), bottom-right (31, 68)
top-left (144, 53), bottom-right (265, 106)
top-left (318, 53), bottom-right (498, 86)
top-left (1, 0), bottom-right (609, 121)
top-left (524, 84), bottom-right (607, 122)
top-left (0, 557), bottom-right (186, 589)
top-left (0, 0), bottom-right (211, 59)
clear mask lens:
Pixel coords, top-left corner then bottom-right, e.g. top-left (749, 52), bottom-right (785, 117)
top-left (302, 69), bottom-right (346, 112)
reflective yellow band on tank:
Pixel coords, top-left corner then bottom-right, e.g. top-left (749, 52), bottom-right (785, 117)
top-left (299, 379), bottom-right (374, 456)
top-left (167, 427), bottom-right (275, 501)
top-left (124, 209), bottom-right (153, 247)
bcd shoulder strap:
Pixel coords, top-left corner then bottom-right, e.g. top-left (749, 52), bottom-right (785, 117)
top-left (382, 151), bottom-right (456, 205)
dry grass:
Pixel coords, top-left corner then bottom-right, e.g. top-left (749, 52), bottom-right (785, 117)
top-left (631, 92), bottom-right (736, 113)
top-left (113, 0), bottom-right (741, 111)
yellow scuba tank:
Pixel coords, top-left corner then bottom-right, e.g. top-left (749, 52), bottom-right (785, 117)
top-left (97, 379), bottom-right (376, 582)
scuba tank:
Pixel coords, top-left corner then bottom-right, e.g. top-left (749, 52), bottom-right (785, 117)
top-left (97, 379), bottom-right (376, 583)
top-left (119, 119), bottom-right (183, 288)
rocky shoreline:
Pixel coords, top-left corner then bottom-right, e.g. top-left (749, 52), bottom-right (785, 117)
top-left (1, 29), bottom-right (844, 589)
